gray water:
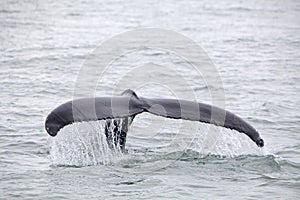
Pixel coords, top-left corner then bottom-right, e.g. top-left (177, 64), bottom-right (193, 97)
top-left (1, 0), bottom-right (300, 199)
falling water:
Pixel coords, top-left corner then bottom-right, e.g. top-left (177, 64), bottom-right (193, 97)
top-left (49, 120), bottom-right (124, 167)
top-left (49, 117), bottom-right (268, 167)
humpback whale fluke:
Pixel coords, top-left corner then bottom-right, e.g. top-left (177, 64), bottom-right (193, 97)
top-left (45, 89), bottom-right (264, 149)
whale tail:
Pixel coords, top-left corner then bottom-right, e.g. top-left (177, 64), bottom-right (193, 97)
top-left (45, 89), bottom-right (264, 150)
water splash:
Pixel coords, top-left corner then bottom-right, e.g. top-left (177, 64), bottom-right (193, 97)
top-left (189, 124), bottom-right (268, 157)
top-left (48, 119), bottom-right (269, 167)
top-left (49, 120), bottom-right (124, 167)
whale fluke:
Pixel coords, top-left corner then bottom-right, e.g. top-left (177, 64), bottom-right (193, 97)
top-left (45, 89), bottom-right (264, 148)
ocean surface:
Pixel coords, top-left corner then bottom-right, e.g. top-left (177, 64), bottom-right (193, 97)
top-left (1, 0), bottom-right (299, 199)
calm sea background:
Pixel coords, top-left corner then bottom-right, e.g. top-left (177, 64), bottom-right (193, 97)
top-left (1, 0), bottom-right (299, 199)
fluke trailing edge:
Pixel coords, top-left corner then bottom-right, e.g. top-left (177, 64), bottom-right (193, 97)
top-left (45, 89), bottom-right (264, 150)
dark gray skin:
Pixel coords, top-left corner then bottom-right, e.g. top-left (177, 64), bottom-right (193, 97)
top-left (45, 89), bottom-right (264, 150)
top-left (103, 90), bottom-right (135, 152)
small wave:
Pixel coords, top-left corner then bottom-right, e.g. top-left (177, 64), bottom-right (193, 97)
top-left (227, 6), bottom-right (252, 12)
top-left (0, 9), bottom-right (20, 14)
